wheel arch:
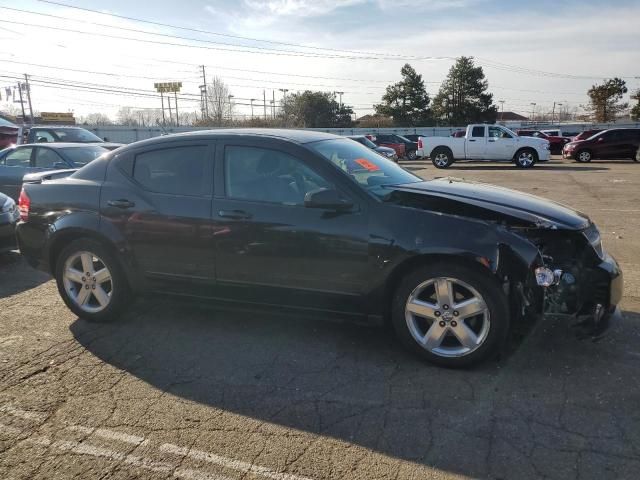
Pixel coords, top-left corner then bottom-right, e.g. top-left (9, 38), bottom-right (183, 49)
top-left (430, 145), bottom-right (453, 159)
top-left (513, 146), bottom-right (538, 160)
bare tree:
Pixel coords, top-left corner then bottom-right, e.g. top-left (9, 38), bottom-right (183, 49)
top-left (80, 112), bottom-right (112, 125)
top-left (204, 76), bottom-right (234, 126)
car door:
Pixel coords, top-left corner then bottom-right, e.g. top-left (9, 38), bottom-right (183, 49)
top-left (0, 147), bottom-right (34, 200)
top-left (466, 126), bottom-right (486, 159)
top-left (100, 140), bottom-right (216, 295)
top-left (487, 125), bottom-right (517, 160)
top-left (212, 139), bottom-right (371, 314)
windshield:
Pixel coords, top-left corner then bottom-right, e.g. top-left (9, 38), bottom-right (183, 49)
top-left (50, 128), bottom-right (103, 143)
top-left (355, 136), bottom-right (378, 149)
top-left (61, 146), bottom-right (108, 166)
top-left (309, 138), bottom-right (421, 199)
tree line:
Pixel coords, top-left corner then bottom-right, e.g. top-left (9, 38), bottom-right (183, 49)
top-left (78, 56), bottom-right (640, 128)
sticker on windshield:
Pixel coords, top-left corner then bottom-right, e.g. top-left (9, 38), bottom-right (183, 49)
top-left (354, 158), bottom-right (380, 171)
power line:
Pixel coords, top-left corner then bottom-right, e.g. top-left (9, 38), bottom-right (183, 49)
top-left (34, 0), bottom-right (434, 59)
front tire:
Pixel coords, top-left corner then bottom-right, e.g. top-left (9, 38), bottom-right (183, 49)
top-left (514, 148), bottom-right (537, 168)
top-left (391, 263), bottom-right (509, 368)
top-left (55, 238), bottom-right (131, 322)
top-left (431, 148), bottom-right (453, 168)
top-left (576, 150), bottom-right (592, 163)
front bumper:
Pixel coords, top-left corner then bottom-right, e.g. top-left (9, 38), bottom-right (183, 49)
top-left (563, 150), bottom-right (576, 159)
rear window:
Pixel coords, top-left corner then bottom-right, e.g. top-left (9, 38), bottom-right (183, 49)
top-left (61, 146), bottom-right (109, 166)
top-left (41, 128), bottom-right (104, 143)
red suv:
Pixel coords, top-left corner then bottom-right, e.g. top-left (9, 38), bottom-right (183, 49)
top-left (571, 129), bottom-right (603, 142)
top-left (563, 128), bottom-right (640, 162)
top-left (517, 130), bottom-right (571, 155)
top-left (365, 134), bottom-right (407, 159)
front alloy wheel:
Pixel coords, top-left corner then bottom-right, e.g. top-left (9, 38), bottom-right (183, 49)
top-left (576, 150), bottom-right (592, 163)
top-left (405, 278), bottom-right (490, 358)
top-left (392, 263), bottom-right (509, 368)
top-left (515, 149), bottom-right (537, 168)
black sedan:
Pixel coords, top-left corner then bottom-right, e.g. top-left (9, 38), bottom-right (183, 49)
top-left (0, 143), bottom-right (109, 200)
top-left (0, 191), bottom-right (18, 253)
top-left (16, 129), bottom-right (622, 368)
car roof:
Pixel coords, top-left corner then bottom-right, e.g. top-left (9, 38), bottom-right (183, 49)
top-left (29, 125), bottom-right (88, 130)
top-left (15, 142), bottom-right (108, 149)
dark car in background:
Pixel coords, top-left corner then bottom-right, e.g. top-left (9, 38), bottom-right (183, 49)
top-left (572, 129), bottom-right (603, 142)
top-left (563, 128), bottom-right (640, 162)
top-left (0, 143), bottom-right (108, 200)
top-left (25, 126), bottom-right (122, 150)
top-left (16, 129), bottom-right (622, 368)
top-left (367, 133), bottom-right (419, 160)
top-left (347, 135), bottom-right (398, 161)
top-left (0, 191), bottom-right (19, 253)
top-left (0, 117), bottom-right (19, 149)
top-left (403, 134), bottom-right (422, 143)
top-left (517, 129), bottom-right (571, 154)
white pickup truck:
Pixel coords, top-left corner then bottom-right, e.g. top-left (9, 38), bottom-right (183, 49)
top-left (417, 124), bottom-right (550, 168)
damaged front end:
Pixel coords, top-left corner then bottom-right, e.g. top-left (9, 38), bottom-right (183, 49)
top-left (516, 223), bottom-right (623, 340)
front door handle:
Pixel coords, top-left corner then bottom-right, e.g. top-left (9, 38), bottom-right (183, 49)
top-left (218, 209), bottom-right (252, 220)
top-left (107, 199), bottom-right (135, 209)
top-left (468, 139), bottom-right (477, 142)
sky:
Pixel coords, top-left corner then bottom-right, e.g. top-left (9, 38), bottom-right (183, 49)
top-left (0, 0), bottom-right (639, 121)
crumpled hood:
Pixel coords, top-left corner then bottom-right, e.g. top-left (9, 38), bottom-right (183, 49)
top-left (391, 177), bottom-right (590, 230)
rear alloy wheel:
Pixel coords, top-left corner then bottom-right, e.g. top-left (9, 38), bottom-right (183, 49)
top-left (407, 149), bottom-right (417, 160)
top-left (576, 150), bottom-right (592, 163)
top-left (514, 149), bottom-right (537, 168)
top-left (55, 239), bottom-right (130, 322)
top-left (392, 263), bottom-right (509, 368)
top-left (431, 149), bottom-right (453, 168)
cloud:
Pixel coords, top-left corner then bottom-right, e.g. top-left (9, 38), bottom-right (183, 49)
top-left (242, 0), bottom-right (364, 17)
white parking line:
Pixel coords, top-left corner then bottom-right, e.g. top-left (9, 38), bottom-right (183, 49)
top-left (0, 404), bottom-right (48, 422)
top-left (67, 425), bottom-right (146, 446)
top-left (160, 443), bottom-right (315, 480)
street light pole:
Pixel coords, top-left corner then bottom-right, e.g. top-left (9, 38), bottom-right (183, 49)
top-left (530, 103), bottom-right (537, 123)
top-left (498, 100), bottom-right (505, 121)
top-left (228, 95), bottom-right (234, 122)
top-left (552, 102), bottom-right (563, 124)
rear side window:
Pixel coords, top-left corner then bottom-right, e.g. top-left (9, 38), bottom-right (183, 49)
top-left (471, 126), bottom-right (485, 137)
top-left (35, 148), bottom-right (64, 168)
top-left (133, 146), bottom-right (209, 196)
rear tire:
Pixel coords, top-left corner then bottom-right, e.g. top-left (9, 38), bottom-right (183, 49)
top-left (431, 148), bottom-right (454, 168)
top-left (576, 150), bottom-right (592, 163)
top-left (407, 149), bottom-right (417, 160)
top-left (54, 238), bottom-right (131, 322)
top-left (391, 263), bottom-right (509, 368)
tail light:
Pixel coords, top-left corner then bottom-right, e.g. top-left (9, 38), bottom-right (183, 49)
top-left (18, 188), bottom-right (30, 221)
top-left (418, 138), bottom-right (423, 149)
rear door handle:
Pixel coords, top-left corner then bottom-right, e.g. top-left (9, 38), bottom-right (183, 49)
top-left (218, 209), bottom-right (252, 220)
top-left (468, 139), bottom-right (477, 142)
top-left (107, 199), bottom-right (135, 209)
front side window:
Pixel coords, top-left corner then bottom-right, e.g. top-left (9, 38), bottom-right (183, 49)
top-left (309, 138), bottom-right (421, 199)
top-left (34, 131), bottom-right (56, 143)
top-left (2, 147), bottom-right (32, 167)
top-left (489, 126), bottom-right (513, 139)
top-left (134, 146), bottom-right (208, 196)
top-left (225, 146), bottom-right (331, 205)
top-left (471, 126), bottom-right (485, 138)
top-left (35, 148), bottom-right (64, 168)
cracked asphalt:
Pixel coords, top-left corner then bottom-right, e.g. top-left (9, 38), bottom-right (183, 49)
top-left (1, 156), bottom-right (639, 480)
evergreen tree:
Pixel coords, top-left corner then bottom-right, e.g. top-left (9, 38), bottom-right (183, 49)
top-left (432, 57), bottom-right (497, 125)
top-left (586, 78), bottom-right (628, 122)
top-left (374, 64), bottom-right (431, 126)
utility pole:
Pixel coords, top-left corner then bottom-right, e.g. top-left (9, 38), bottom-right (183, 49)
top-left (24, 74), bottom-right (34, 124)
top-left (160, 92), bottom-right (166, 125)
top-left (551, 102), bottom-right (562, 124)
top-left (174, 91), bottom-right (179, 127)
top-left (498, 100), bottom-right (505, 121)
top-left (334, 91), bottom-right (344, 108)
top-left (250, 99), bottom-right (255, 119)
top-left (530, 102), bottom-right (537, 123)
top-left (167, 94), bottom-right (173, 126)
top-left (228, 95), bottom-right (234, 122)
top-left (272, 90), bottom-right (276, 119)
top-left (16, 82), bottom-right (26, 121)
top-left (200, 65), bottom-right (208, 119)
top-left (263, 90), bottom-right (267, 120)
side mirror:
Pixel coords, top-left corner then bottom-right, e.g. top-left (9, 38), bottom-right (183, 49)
top-left (304, 188), bottom-right (353, 211)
